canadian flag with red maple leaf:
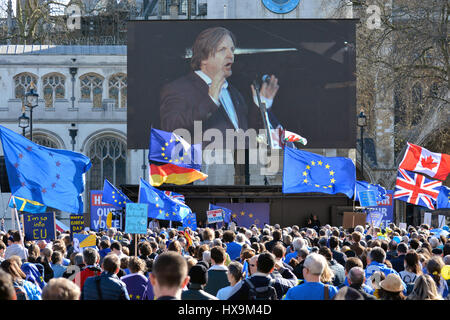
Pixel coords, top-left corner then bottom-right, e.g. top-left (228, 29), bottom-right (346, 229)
top-left (399, 142), bottom-right (450, 180)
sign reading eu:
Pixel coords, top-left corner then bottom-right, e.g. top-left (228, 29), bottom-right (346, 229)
top-left (90, 190), bottom-right (120, 231)
top-left (365, 190), bottom-right (394, 226)
top-left (125, 203), bottom-right (148, 234)
top-left (23, 212), bottom-right (55, 241)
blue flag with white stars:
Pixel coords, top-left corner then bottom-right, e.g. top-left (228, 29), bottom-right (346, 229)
top-left (0, 125), bottom-right (91, 214)
top-left (139, 178), bottom-right (191, 221)
top-left (282, 147), bottom-right (356, 198)
top-left (102, 179), bottom-right (132, 208)
top-left (149, 128), bottom-right (202, 171)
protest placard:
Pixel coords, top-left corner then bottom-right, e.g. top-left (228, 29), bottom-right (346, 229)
top-left (358, 190), bottom-right (378, 207)
top-left (125, 203), bottom-right (148, 235)
top-left (90, 190), bottom-right (121, 231)
top-left (70, 214), bottom-right (84, 235)
top-left (23, 212), bottom-right (55, 241)
top-left (207, 209), bottom-right (223, 224)
top-left (73, 233), bottom-right (97, 253)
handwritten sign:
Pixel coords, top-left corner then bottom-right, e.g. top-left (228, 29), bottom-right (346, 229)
top-left (207, 209), bottom-right (223, 224)
top-left (125, 203), bottom-right (148, 234)
top-left (70, 215), bottom-right (84, 235)
top-left (23, 212), bottom-right (55, 241)
top-left (358, 190), bottom-right (378, 207)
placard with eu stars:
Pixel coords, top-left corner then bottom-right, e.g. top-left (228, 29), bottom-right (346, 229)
top-left (282, 147), bottom-right (356, 198)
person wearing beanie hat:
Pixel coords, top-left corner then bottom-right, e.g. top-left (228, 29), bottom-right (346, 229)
top-left (181, 264), bottom-right (218, 300)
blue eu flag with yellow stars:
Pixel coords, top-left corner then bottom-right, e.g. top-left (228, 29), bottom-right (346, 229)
top-left (182, 212), bottom-right (197, 231)
top-left (282, 147), bottom-right (356, 198)
top-left (0, 125), bottom-right (91, 214)
top-left (139, 178), bottom-right (191, 221)
top-left (149, 128), bottom-right (202, 171)
top-left (437, 185), bottom-right (450, 209)
top-left (102, 179), bottom-right (132, 208)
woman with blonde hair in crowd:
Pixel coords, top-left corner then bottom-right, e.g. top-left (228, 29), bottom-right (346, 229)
top-left (406, 274), bottom-right (443, 300)
top-left (426, 256), bottom-right (448, 299)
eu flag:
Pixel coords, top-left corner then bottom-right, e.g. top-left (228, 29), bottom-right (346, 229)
top-left (102, 179), bottom-right (132, 208)
top-left (282, 147), bottom-right (356, 198)
top-left (355, 181), bottom-right (387, 202)
top-left (149, 128), bottom-right (202, 171)
top-left (0, 125), bottom-right (91, 214)
top-left (209, 203), bottom-right (232, 223)
top-left (437, 185), bottom-right (450, 209)
top-left (182, 212), bottom-right (197, 231)
top-left (138, 178), bottom-right (191, 221)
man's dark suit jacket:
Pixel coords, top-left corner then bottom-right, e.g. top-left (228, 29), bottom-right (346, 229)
top-left (160, 72), bottom-right (263, 144)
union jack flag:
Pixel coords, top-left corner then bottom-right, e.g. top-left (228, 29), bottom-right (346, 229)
top-left (394, 169), bottom-right (442, 210)
top-left (163, 191), bottom-right (185, 203)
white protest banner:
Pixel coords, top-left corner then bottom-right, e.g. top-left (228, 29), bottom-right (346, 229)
top-left (207, 209), bottom-right (223, 224)
top-left (438, 215), bottom-right (445, 228)
top-left (423, 212), bottom-right (432, 226)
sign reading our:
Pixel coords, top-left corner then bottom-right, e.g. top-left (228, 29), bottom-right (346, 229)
top-left (90, 190), bottom-right (120, 231)
top-left (70, 214), bottom-right (84, 235)
top-left (365, 190), bottom-right (394, 227)
top-left (125, 203), bottom-right (148, 234)
top-left (207, 209), bottom-right (223, 224)
top-left (23, 212), bottom-right (55, 241)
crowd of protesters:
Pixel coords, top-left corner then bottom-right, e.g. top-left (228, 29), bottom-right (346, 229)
top-left (0, 218), bottom-right (449, 300)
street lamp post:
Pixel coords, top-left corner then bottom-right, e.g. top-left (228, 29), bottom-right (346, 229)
top-left (357, 110), bottom-right (367, 180)
top-left (68, 123), bottom-right (78, 151)
top-left (25, 83), bottom-right (39, 141)
top-left (18, 104), bottom-right (30, 137)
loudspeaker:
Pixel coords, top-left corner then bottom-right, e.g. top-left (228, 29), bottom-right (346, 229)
top-left (0, 156), bottom-right (11, 193)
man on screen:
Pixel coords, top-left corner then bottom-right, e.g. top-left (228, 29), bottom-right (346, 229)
top-left (159, 27), bottom-right (280, 138)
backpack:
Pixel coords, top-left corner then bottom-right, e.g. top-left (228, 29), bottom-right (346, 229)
top-left (244, 278), bottom-right (277, 300)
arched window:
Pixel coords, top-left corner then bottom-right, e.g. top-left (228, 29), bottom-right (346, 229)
top-left (429, 82), bottom-right (439, 97)
top-left (108, 73), bottom-right (127, 108)
top-left (14, 73), bottom-right (38, 100)
top-left (42, 73), bottom-right (66, 108)
top-left (31, 134), bottom-right (60, 148)
top-left (87, 135), bottom-right (127, 192)
top-left (80, 73), bottom-right (104, 108)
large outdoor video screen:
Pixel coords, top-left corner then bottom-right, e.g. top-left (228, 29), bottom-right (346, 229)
top-left (127, 19), bottom-right (357, 149)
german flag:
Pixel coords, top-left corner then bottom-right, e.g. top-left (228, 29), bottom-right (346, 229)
top-left (149, 163), bottom-right (207, 187)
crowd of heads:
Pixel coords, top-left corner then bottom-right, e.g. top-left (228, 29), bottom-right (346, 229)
top-left (0, 219), bottom-right (449, 300)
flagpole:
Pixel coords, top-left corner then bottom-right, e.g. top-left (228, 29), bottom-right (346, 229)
top-left (136, 178), bottom-right (142, 257)
top-left (11, 197), bottom-right (24, 245)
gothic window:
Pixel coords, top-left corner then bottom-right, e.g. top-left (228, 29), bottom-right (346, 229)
top-left (87, 136), bottom-right (127, 192)
top-left (80, 73), bottom-right (104, 108)
top-left (14, 73), bottom-right (38, 100)
top-left (108, 73), bottom-right (127, 108)
top-left (42, 73), bottom-right (66, 108)
top-left (31, 134), bottom-right (60, 148)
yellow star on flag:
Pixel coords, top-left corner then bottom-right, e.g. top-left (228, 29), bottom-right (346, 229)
top-left (325, 164), bottom-right (330, 169)
top-left (240, 211), bottom-right (245, 216)
top-left (249, 213), bottom-right (253, 218)
top-left (318, 160), bottom-right (323, 166)
top-left (232, 214), bottom-right (237, 218)
top-left (303, 178), bottom-right (308, 183)
top-left (330, 178), bottom-right (336, 183)
top-left (311, 161), bottom-right (316, 166)
top-left (315, 184), bottom-right (320, 188)
top-left (303, 171), bottom-right (308, 176)
top-left (329, 170), bottom-right (335, 176)
top-left (306, 165), bottom-right (311, 169)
